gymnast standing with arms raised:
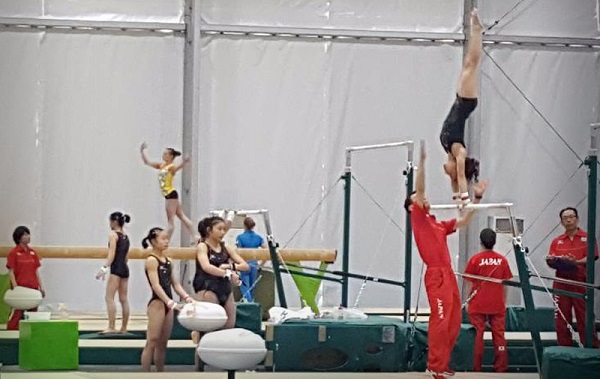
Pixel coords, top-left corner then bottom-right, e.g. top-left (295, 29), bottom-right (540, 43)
top-left (140, 142), bottom-right (199, 242)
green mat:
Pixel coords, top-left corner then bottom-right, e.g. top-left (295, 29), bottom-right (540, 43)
top-left (542, 346), bottom-right (600, 379)
top-left (19, 320), bottom-right (79, 370)
top-left (267, 317), bottom-right (476, 372)
top-left (0, 274), bottom-right (11, 324)
top-left (235, 302), bottom-right (262, 335)
top-left (268, 316), bottom-right (410, 372)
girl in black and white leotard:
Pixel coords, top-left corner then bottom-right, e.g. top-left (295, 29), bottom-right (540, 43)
top-left (140, 227), bottom-right (193, 373)
top-left (96, 211), bottom-right (131, 335)
top-left (194, 216), bottom-right (249, 330)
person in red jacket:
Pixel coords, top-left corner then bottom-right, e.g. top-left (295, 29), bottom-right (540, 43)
top-left (546, 207), bottom-right (599, 348)
top-left (404, 140), bottom-right (487, 379)
top-left (465, 228), bottom-right (513, 372)
top-left (6, 226), bottom-right (44, 330)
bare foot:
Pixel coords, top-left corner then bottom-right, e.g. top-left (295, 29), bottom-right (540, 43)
top-left (99, 328), bottom-right (118, 335)
top-left (470, 8), bottom-right (483, 31)
top-left (118, 329), bottom-right (128, 334)
top-left (191, 331), bottom-right (200, 344)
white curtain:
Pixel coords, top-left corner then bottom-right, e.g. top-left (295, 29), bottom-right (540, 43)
top-left (198, 36), bottom-right (463, 308)
top-left (200, 0), bottom-right (463, 33)
top-left (0, 0), bottom-right (184, 23)
top-left (477, 46), bottom-right (600, 311)
top-left (481, 0), bottom-right (600, 38)
top-left (1, 0), bottom-right (599, 313)
top-left (0, 30), bottom-right (184, 312)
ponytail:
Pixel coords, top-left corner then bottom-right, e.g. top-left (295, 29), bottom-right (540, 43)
top-left (142, 227), bottom-right (163, 249)
top-left (166, 148), bottom-right (182, 158)
top-left (110, 211), bottom-right (131, 227)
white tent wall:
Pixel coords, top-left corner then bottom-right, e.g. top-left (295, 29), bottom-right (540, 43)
top-left (480, 0), bottom-right (600, 39)
top-left (0, 0), bottom-right (599, 315)
top-left (0, 30), bottom-right (185, 312)
top-left (198, 37), bottom-right (463, 309)
top-left (0, 0), bottom-right (184, 23)
top-left (199, 0), bottom-right (463, 33)
top-left (474, 46), bottom-right (600, 313)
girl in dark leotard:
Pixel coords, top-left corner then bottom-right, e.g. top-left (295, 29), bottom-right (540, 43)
top-left (96, 211), bottom-right (131, 334)
top-left (140, 227), bottom-right (193, 372)
top-left (440, 9), bottom-right (483, 205)
top-left (191, 216), bottom-right (249, 347)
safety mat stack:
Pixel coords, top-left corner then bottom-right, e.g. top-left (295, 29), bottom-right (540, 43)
top-left (541, 346), bottom-right (600, 379)
top-left (265, 316), bottom-right (475, 372)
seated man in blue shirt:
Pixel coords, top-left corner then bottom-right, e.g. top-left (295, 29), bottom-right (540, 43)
top-left (236, 217), bottom-right (266, 302)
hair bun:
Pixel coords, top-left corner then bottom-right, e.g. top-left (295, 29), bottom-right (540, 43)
top-left (123, 214), bottom-right (131, 223)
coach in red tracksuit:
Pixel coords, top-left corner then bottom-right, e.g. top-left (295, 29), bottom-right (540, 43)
top-left (546, 207), bottom-right (598, 348)
top-left (465, 228), bottom-right (513, 372)
top-left (6, 226), bottom-right (44, 330)
top-left (404, 141), bottom-right (488, 379)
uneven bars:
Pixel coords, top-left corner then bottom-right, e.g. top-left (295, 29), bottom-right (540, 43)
top-left (346, 140), bottom-right (414, 153)
top-left (429, 202), bottom-right (514, 210)
top-left (456, 272), bottom-right (505, 284)
top-left (210, 209), bottom-right (267, 216)
top-left (458, 272), bottom-right (600, 292)
top-left (532, 273), bottom-right (600, 290)
top-left (345, 140), bottom-right (414, 170)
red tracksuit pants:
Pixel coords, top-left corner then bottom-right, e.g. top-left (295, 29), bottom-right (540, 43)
top-left (425, 266), bottom-right (462, 373)
top-left (554, 284), bottom-right (599, 348)
top-left (7, 307), bottom-right (37, 330)
top-left (468, 312), bottom-right (508, 371)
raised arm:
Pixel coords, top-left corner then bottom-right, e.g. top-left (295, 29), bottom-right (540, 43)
top-left (171, 155), bottom-right (191, 173)
top-left (140, 142), bottom-right (161, 169)
top-left (413, 140), bottom-right (426, 206)
top-left (455, 180), bottom-right (488, 229)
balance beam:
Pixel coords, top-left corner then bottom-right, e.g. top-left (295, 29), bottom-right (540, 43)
top-left (0, 246), bottom-right (336, 262)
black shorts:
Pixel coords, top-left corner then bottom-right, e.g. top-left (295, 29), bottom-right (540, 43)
top-left (193, 277), bottom-right (232, 306)
top-left (164, 190), bottom-right (179, 200)
top-left (439, 95), bottom-right (478, 153)
top-left (110, 262), bottom-right (129, 279)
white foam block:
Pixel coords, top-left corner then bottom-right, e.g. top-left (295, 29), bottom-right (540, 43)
top-left (3, 286), bottom-right (42, 310)
top-left (177, 301), bottom-right (227, 332)
top-left (198, 328), bottom-right (266, 370)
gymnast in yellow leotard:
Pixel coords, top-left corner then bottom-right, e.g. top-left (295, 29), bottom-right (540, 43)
top-left (140, 142), bottom-right (199, 241)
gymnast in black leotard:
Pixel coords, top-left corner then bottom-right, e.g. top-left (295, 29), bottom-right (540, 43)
top-left (194, 216), bottom-right (249, 330)
top-left (439, 9), bottom-right (484, 205)
top-left (96, 211), bottom-right (131, 335)
top-left (140, 227), bottom-right (193, 372)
